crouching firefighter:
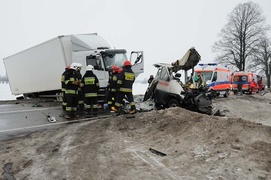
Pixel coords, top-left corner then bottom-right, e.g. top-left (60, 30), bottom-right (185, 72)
top-left (111, 60), bottom-right (136, 114)
top-left (82, 65), bottom-right (100, 118)
top-left (64, 63), bottom-right (81, 119)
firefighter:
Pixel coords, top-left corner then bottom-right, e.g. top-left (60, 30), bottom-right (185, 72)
top-left (111, 60), bottom-right (136, 114)
top-left (107, 65), bottom-right (120, 110)
top-left (82, 65), bottom-right (100, 117)
top-left (64, 63), bottom-right (81, 119)
top-left (75, 63), bottom-right (84, 113)
top-left (61, 65), bottom-right (70, 111)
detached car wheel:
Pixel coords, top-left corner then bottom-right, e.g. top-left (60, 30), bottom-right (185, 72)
top-left (167, 99), bottom-right (180, 108)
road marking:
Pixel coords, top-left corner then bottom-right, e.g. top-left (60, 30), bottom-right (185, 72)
top-left (0, 114), bottom-right (114, 133)
top-left (0, 107), bottom-right (61, 114)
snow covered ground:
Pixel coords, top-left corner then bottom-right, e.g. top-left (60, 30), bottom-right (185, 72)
top-left (133, 82), bottom-right (148, 95)
top-left (0, 83), bottom-right (16, 100)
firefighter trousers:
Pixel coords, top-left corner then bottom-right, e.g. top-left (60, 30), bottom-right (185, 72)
top-left (115, 92), bottom-right (135, 111)
top-left (85, 96), bottom-right (98, 115)
top-left (66, 94), bottom-right (78, 117)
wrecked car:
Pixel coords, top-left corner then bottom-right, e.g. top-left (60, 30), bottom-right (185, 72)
top-left (143, 47), bottom-right (218, 115)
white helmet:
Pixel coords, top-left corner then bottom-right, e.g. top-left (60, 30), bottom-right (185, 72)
top-left (77, 63), bottom-right (82, 70)
top-left (70, 63), bottom-right (79, 70)
top-left (86, 65), bottom-right (94, 71)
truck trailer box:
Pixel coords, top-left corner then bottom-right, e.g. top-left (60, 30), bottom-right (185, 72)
top-left (4, 36), bottom-right (70, 95)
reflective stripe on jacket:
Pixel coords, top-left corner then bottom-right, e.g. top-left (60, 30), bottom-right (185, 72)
top-left (82, 71), bottom-right (99, 94)
top-left (117, 66), bottom-right (135, 92)
top-left (64, 69), bottom-right (79, 94)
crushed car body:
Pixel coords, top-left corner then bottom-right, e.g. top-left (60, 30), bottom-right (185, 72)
top-left (143, 47), bottom-right (219, 115)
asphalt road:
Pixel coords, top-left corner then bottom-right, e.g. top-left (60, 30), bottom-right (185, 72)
top-left (0, 103), bottom-right (65, 140)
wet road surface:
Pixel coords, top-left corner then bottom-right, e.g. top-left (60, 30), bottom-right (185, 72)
top-left (0, 103), bottom-right (65, 140)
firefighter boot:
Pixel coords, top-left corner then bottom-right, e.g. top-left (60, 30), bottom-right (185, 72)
top-left (71, 112), bottom-right (80, 119)
top-left (93, 108), bottom-right (98, 117)
top-left (111, 106), bottom-right (119, 113)
top-left (85, 111), bottom-right (92, 118)
top-left (65, 112), bottom-right (72, 120)
top-left (130, 109), bottom-right (137, 114)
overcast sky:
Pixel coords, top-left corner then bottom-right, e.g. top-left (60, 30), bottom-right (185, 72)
top-left (0, 0), bottom-right (270, 79)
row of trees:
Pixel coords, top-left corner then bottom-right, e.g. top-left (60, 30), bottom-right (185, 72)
top-left (213, 1), bottom-right (271, 87)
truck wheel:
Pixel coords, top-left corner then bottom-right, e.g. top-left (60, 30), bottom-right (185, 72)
top-left (167, 99), bottom-right (180, 108)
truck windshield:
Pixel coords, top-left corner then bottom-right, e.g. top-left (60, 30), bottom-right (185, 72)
top-left (103, 53), bottom-right (128, 70)
top-left (195, 71), bottom-right (213, 81)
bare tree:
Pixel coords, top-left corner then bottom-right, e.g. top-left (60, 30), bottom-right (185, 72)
top-left (247, 37), bottom-right (271, 87)
top-left (213, 1), bottom-right (269, 71)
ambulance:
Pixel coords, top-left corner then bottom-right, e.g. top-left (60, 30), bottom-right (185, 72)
top-left (194, 63), bottom-right (231, 97)
top-left (231, 71), bottom-right (258, 94)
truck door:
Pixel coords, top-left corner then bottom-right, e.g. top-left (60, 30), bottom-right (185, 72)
top-left (130, 51), bottom-right (144, 78)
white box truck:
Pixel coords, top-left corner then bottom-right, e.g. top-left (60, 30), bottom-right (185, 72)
top-left (3, 33), bottom-right (144, 100)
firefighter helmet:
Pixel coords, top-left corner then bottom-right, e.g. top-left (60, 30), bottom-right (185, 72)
top-left (70, 63), bottom-right (79, 70)
top-left (77, 63), bottom-right (82, 70)
top-left (117, 68), bottom-right (122, 73)
top-left (86, 65), bottom-right (94, 71)
top-left (123, 60), bottom-right (132, 67)
top-left (111, 65), bottom-right (118, 72)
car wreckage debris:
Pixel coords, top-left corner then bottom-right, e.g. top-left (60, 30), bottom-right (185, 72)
top-left (149, 148), bottom-right (167, 157)
top-left (142, 47), bottom-right (224, 116)
top-left (42, 112), bottom-right (56, 123)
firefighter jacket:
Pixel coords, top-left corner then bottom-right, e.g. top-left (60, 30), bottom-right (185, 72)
top-left (107, 72), bottom-right (119, 92)
top-left (61, 68), bottom-right (69, 92)
top-left (75, 71), bottom-right (82, 81)
top-left (75, 70), bottom-right (83, 91)
top-left (65, 69), bottom-right (79, 95)
top-left (117, 66), bottom-right (135, 93)
top-left (82, 71), bottom-right (100, 97)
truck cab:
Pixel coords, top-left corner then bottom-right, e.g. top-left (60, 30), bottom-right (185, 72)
top-left (69, 35), bottom-right (144, 103)
top-left (70, 34), bottom-right (144, 88)
top-left (73, 49), bottom-right (143, 88)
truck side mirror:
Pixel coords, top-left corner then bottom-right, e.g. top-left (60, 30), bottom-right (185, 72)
top-left (135, 54), bottom-right (142, 64)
